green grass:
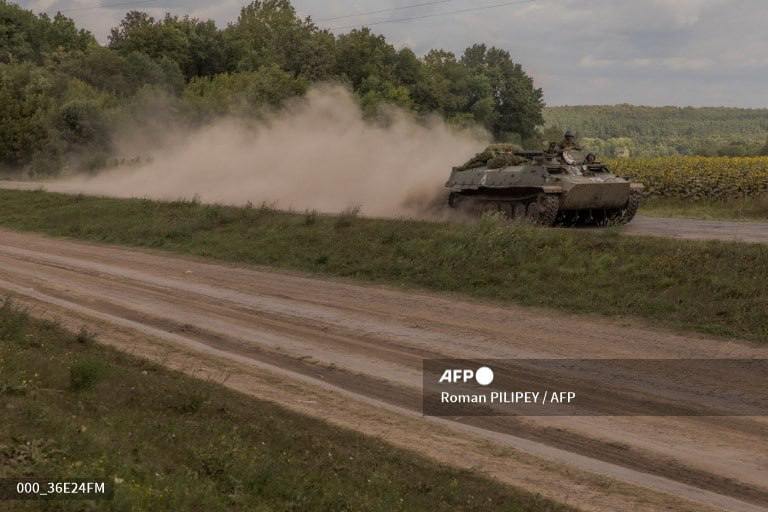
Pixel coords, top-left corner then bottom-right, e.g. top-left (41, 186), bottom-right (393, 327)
top-left (0, 300), bottom-right (571, 512)
top-left (0, 189), bottom-right (767, 343)
top-left (68, 357), bottom-right (109, 391)
top-left (640, 196), bottom-right (768, 221)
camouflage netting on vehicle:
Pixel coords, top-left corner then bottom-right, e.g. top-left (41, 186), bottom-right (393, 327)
top-left (456, 143), bottom-right (526, 171)
top-left (487, 153), bottom-right (527, 169)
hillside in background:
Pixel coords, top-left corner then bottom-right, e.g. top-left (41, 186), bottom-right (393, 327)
top-left (544, 105), bottom-right (768, 157)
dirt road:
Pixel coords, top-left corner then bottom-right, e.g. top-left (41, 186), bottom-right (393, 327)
top-left (625, 215), bottom-right (768, 244)
top-left (0, 228), bottom-right (766, 512)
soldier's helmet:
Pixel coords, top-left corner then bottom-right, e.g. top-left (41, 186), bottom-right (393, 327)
top-left (564, 129), bottom-right (575, 140)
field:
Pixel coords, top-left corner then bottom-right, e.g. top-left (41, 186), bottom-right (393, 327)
top-left (608, 156), bottom-right (768, 200)
top-left (0, 189), bottom-right (767, 343)
top-left (603, 156), bottom-right (768, 220)
top-left (0, 300), bottom-right (570, 512)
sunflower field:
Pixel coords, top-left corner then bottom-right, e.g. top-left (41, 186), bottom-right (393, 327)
top-left (607, 156), bottom-right (768, 200)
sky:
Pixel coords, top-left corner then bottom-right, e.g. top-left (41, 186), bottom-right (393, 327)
top-left (20, 0), bottom-right (768, 107)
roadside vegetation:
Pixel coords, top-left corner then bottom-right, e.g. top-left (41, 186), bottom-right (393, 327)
top-left (0, 189), bottom-right (767, 343)
top-left (0, 299), bottom-right (571, 512)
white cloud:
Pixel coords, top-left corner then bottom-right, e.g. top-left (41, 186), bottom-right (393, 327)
top-left (16, 0), bottom-right (768, 107)
top-left (579, 55), bottom-right (615, 68)
top-left (27, 0), bottom-right (60, 10)
top-left (660, 57), bottom-right (714, 71)
top-left (628, 58), bottom-right (654, 68)
top-left (626, 57), bottom-right (714, 71)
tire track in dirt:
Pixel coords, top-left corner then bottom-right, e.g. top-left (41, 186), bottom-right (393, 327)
top-left (0, 228), bottom-right (767, 511)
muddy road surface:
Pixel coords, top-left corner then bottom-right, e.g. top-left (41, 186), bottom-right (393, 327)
top-left (0, 228), bottom-right (766, 512)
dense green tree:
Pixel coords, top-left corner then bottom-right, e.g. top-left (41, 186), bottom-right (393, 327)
top-left (0, 63), bottom-right (61, 168)
top-left (357, 75), bottom-right (412, 115)
top-left (109, 12), bottom-right (225, 80)
top-left (461, 44), bottom-right (544, 139)
top-left (393, 48), bottom-right (420, 85)
top-left (108, 12), bottom-right (184, 61)
top-left (412, 50), bottom-right (494, 128)
top-left (57, 47), bottom-right (183, 96)
top-left (225, 1), bottom-right (335, 80)
top-left (0, 1), bottom-right (94, 63)
top-left (0, 62), bottom-right (111, 174)
top-left (177, 18), bottom-right (228, 78)
top-left (0, 0), bottom-right (549, 175)
top-left (55, 98), bottom-right (110, 149)
top-left (334, 28), bottom-right (397, 88)
top-left (183, 65), bottom-right (308, 119)
top-left (411, 49), bottom-right (458, 112)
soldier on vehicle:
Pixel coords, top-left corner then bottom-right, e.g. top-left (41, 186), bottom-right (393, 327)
top-left (558, 129), bottom-right (578, 151)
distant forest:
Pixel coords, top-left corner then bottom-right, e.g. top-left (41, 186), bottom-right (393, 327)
top-left (544, 105), bottom-right (768, 157)
top-left (0, 0), bottom-right (545, 176)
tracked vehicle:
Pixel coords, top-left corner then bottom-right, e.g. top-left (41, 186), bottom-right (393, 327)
top-left (445, 144), bottom-right (644, 226)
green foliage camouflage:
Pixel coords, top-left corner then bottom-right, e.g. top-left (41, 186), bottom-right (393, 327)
top-left (0, 0), bottom-right (544, 176)
top-left (456, 143), bottom-right (525, 170)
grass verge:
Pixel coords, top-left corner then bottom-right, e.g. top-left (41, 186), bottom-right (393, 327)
top-left (640, 196), bottom-right (768, 221)
top-left (0, 300), bottom-right (571, 512)
top-left (0, 189), bottom-right (767, 343)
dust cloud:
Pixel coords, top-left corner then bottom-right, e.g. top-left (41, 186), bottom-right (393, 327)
top-left (47, 85), bottom-right (487, 218)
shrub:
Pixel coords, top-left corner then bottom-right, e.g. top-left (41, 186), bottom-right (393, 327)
top-left (334, 205), bottom-right (361, 229)
top-left (74, 326), bottom-right (96, 344)
top-left (69, 358), bottom-right (108, 391)
top-left (168, 390), bottom-right (208, 414)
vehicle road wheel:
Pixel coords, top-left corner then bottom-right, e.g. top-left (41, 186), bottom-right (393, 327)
top-left (528, 194), bottom-right (559, 226)
top-left (513, 202), bottom-right (527, 220)
top-left (526, 201), bottom-right (540, 223)
top-left (447, 192), bottom-right (463, 208)
top-left (604, 208), bottom-right (624, 226)
top-left (618, 190), bottom-right (641, 224)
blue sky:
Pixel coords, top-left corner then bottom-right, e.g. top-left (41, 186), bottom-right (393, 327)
top-left (21, 0), bottom-right (768, 107)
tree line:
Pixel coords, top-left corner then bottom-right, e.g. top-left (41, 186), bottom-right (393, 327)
top-left (0, 0), bottom-right (545, 176)
top-left (544, 105), bottom-right (768, 158)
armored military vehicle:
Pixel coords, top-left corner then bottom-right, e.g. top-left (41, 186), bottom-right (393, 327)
top-left (445, 144), bottom-right (643, 226)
